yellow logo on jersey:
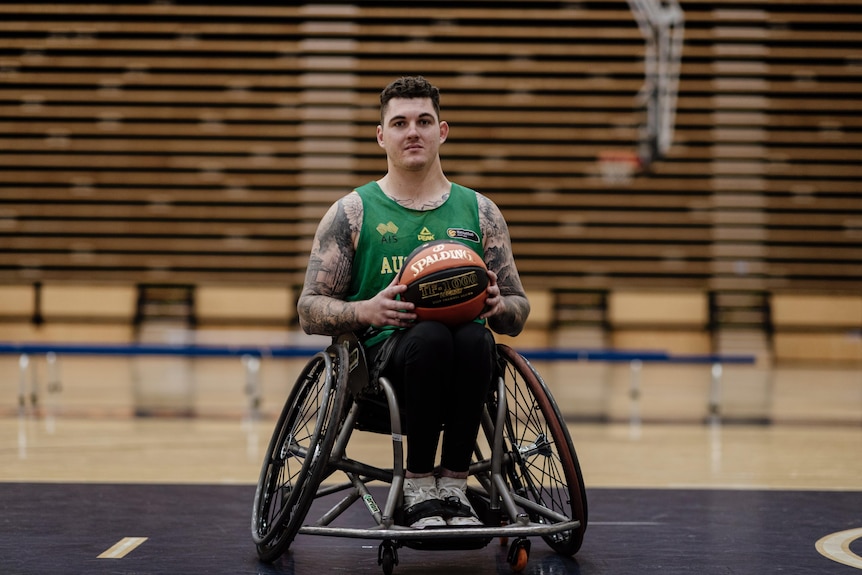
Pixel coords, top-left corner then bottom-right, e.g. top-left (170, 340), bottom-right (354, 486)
top-left (376, 221), bottom-right (399, 245)
top-left (377, 222), bottom-right (398, 236)
top-left (418, 227), bottom-right (435, 241)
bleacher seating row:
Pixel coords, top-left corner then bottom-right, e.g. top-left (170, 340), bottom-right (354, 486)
top-left (1, 1), bottom-right (859, 357)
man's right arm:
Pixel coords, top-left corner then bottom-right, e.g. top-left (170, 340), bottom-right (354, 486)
top-left (297, 194), bottom-right (364, 336)
top-left (297, 193), bottom-right (417, 336)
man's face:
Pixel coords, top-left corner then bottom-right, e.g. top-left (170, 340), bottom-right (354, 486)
top-left (377, 97), bottom-right (448, 171)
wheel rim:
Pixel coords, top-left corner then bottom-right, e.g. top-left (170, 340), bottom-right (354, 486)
top-left (498, 345), bottom-right (587, 554)
top-left (252, 352), bottom-right (331, 547)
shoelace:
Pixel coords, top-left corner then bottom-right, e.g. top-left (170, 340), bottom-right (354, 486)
top-left (405, 482), bottom-right (439, 505)
top-left (438, 485), bottom-right (469, 505)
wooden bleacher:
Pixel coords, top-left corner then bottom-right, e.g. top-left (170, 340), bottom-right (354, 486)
top-left (771, 294), bottom-right (862, 363)
top-left (0, 2), bottom-right (859, 356)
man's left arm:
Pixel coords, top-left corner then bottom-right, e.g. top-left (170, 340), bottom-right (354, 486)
top-left (477, 194), bottom-right (531, 336)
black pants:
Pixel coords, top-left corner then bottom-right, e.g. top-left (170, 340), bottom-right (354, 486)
top-left (378, 321), bottom-right (496, 475)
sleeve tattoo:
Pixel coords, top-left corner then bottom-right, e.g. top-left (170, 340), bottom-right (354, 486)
top-left (478, 194), bottom-right (531, 336)
top-left (297, 194), bottom-right (365, 335)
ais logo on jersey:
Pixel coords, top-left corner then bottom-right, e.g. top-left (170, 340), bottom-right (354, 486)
top-left (376, 221), bottom-right (399, 243)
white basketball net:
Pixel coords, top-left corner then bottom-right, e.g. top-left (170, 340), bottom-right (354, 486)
top-left (627, 0), bottom-right (685, 164)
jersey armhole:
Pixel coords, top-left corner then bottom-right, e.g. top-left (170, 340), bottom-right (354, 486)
top-left (349, 189), bottom-right (365, 251)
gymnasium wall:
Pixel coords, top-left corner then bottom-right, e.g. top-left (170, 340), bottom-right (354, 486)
top-left (1, 1), bottom-right (860, 360)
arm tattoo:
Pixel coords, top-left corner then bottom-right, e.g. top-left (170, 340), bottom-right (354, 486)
top-left (298, 194), bottom-right (366, 335)
top-left (478, 194), bottom-right (531, 336)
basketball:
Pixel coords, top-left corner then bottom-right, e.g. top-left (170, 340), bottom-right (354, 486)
top-left (396, 240), bottom-right (489, 326)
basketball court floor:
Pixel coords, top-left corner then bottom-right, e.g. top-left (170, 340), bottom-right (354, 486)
top-left (1, 355), bottom-right (861, 574)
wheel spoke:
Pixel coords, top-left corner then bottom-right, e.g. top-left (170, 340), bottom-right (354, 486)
top-left (496, 344), bottom-right (587, 555)
top-left (252, 346), bottom-right (349, 561)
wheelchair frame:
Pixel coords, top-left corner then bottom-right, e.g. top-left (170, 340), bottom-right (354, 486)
top-left (251, 334), bottom-right (588, 574)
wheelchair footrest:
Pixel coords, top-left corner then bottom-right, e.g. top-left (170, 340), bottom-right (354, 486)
top-left (298, 519), bottom-right (580, 542)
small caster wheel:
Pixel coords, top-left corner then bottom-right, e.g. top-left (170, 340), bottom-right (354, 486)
top-left (507, 537), bottom-right (531, 572)
top-left (378, 540), bottom-right (399, 575)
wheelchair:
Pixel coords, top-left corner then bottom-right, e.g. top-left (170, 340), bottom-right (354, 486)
top-left (251, 333), bottom-right (588, 574)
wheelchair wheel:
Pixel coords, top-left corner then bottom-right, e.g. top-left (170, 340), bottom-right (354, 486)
top-left (496, 343), bottom-right (588, 555)
top-left (251, 344), bottom-right (348, 562)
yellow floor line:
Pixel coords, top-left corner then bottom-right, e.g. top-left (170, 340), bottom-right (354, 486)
top-left (97, 536), bottom-right (148, 559)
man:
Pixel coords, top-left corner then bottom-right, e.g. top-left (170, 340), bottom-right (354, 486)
top-left (297, 76), bottom-right (529, 528)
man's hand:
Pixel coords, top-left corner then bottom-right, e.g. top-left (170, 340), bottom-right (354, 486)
top-left (479, 270), bottom-right (502, 320)
top-left (358, 279), bottom-right (417, 328)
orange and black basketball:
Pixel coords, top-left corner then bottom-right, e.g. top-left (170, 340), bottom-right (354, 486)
top-left (396, 240), bottom-right (489, 326)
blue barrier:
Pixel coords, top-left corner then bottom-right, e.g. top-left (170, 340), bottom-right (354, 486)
top-left (519, 349), bottom-right (755, 365)
top-left (0, 342), bottom-right (755, 365)
top-left (2, 341), bottom-right (756, 421)
top-left (0, 342), bottom-right (320, 358)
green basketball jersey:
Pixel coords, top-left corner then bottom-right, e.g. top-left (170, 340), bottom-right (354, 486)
top-left (349, 181), bottom-right (484, 346)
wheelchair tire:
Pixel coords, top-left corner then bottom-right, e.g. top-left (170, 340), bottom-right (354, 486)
top-left (496, 344), bottom-right (588, 555)
top-left (251, 344), bottom-right (349, 562)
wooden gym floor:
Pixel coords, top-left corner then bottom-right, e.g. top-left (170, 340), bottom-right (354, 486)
top-left (1, 352), bottom-right (861, 574)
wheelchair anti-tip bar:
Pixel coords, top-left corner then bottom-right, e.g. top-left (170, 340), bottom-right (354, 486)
top-left (298, 519), bottom-right (582, 541)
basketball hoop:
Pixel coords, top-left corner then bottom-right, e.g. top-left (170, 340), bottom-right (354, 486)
top-left (598, 150), bottom-right (641, 186)
top-left (626, 0), bottom-right (684, 165)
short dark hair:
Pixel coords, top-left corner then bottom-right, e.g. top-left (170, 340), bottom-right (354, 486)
top-left (379, 76), bottom-right (440, 123)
